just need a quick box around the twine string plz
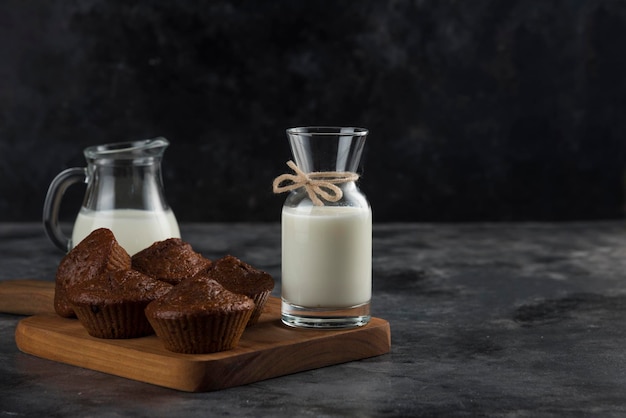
[272,160,359,206]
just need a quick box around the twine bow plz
[272,160,359,206]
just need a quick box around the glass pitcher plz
[43,137,181,255]
[273,127,372,329]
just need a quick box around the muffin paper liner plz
[148,309,253,354]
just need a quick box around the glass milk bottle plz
[43,137,181,255]
[273,127,372,328]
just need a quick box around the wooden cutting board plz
[4,280,391,392]
[0,279,56,315]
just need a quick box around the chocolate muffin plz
[205,255,274,326]
[68,269,173,339]
[145,275,254,354]
[131,238,212,285]
[55,228,131,318]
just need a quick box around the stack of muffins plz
[54,228,274,354]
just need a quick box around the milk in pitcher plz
[71,208,180,255]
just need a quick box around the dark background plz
[1,0,625,223]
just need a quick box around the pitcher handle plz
[43,167,87,252]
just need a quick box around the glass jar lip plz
[83,137,169,160]
[286,127,368,136]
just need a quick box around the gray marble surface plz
[1,222,626,417]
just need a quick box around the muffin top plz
[55,228,131,317]
[67,269,173,305]
[131,238,212,284]
[57,228,131,285]
[205,255,274,297]
[145,275,254,320]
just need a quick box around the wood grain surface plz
[11,284,391,392]
[0,279,55,315]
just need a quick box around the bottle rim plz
[286,127,368,137]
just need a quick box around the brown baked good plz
[145,275,254,354]
[67,269,173,339]
[205,255,274,326]
[55,228,131,318]
[131,238,212,285]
